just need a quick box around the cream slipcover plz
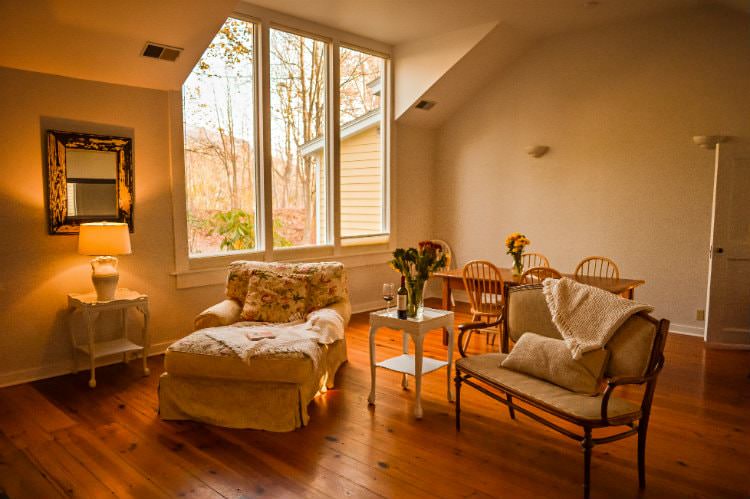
[159,262,351,431]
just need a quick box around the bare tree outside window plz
[183,18,258,255]
[182,19,390,255]
[270,29,327,247]
[338,47,386,238]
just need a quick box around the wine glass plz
[382,283,395,313]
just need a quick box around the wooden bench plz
[454,284,669,499]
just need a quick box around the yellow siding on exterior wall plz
[339,126,383,236]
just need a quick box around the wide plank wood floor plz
[1,302,749,498]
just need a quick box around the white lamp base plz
[92,274,119,301]
[90,256,119,301]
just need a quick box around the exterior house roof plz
[300,108,380,156]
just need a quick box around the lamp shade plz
[78,222,132,256]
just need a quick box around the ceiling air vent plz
[141,42,183,62]
[415,100,436,111]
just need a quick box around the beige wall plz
[0,66,436,385]
[432,7,750,334]
[0,67,217,385]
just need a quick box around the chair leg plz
[454,372,462,431]
[638,420,649,489]
[506,394,516,420]
[582,428,593,499]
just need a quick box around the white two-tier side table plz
[68,288,150,388]
[368,307,454,418]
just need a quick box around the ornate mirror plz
[46,130,134,234]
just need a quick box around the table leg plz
[122,309,129,364]
[401,331,409,389]
[414,333,425,419]
[368,325,377,405]
[628,288,635,300]
[85,310,98,388]
[442,279,451,345]
[139,303,151,376]
[68,308,78,374]
[446,326,454,402]
[441,279,450,310]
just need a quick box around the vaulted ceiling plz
[0,0,746,116]
[0,0,237,90]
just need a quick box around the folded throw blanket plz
[543,277,653,360]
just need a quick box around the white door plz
[705,141,750,347]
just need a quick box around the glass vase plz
[405,278,426,319]
[512,254,524,277]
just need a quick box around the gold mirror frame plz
[46,130,134,235]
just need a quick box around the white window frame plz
[169,4,394,288]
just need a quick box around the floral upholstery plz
[293,262,348,311]
[240,270,309,323]
[226,260,348,314]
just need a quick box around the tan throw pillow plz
[240,270,309,323]
[501,332,610,395]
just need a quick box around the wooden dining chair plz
[430,239,455,307]
[521,266,562,284]
[574,256,620,279]
[461,260,504,352]
[430,239,453,271]
[521,252,550,270]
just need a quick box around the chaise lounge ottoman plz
[159,261,350,431]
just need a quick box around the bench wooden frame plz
[454,285,669,499]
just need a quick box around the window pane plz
[183,18,257,256]
[270,29,328,248]
[339,47,386,238]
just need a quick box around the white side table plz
[368,307,454,418]
[68,288,150,388]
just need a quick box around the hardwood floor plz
[1,303,748,498]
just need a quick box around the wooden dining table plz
[432,267,645,345]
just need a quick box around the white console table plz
[68,288,150,388]
[368,307,454,418]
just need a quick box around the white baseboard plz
[668,323,704,337]
[705,342,750,350]
[0,340,174,388]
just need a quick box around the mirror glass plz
[65,150,118,218]
[46,130,133,235]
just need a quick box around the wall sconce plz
[692,135,728,150]
[526,145,549,158]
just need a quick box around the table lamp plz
[78,222,132,301]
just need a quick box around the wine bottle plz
[397,275,407,319]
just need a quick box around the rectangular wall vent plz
[141,42,183,62]
[415,100,436,111]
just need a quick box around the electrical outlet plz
[696,309,705,321]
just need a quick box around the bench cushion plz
[457,353,640,422]
[165,329,320,384]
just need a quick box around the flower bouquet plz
[389,241,447,318]
[505,232,530,276]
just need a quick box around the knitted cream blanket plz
[204,308,345,370]
[542,277,653,360]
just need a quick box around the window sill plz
[172,248,393,289]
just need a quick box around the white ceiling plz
[0,0,745,91]
[0,0,237,90]
[241,0,744,45]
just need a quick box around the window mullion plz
[331,41,341,252]
[259,22,274,259]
